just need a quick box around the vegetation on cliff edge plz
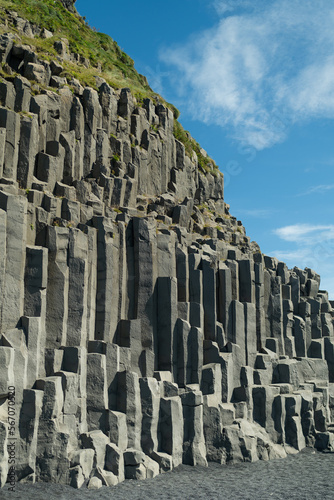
[0,0,221,177]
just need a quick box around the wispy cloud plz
[271,223,334,297]
[161,0,334,149]
[297,184,334,196]
[270,246,334,296]
[273,223,334,244]
[212,0,255,15]
[270,248,313,263]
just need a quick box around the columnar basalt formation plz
[0,7,334,491]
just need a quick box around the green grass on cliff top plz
[0,0,220,176]
[0,0,157,96]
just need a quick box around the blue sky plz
[76,0,334,297]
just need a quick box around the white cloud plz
[298,184,334,196]
[271,223,334,297]
[273,223,334,244]
[161,0,334,149]
[270,249,310,262]
[212,0,255,15]
[270,246,334,298]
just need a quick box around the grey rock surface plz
[60,0,77,13]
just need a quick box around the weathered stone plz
[86,353,108,430]
[160,397,184,467]
[87,476,102,489]
[81,430,109,470]
[69,465,85,488]
[17,113,38,188]
[82,87,102,176]
[36,148,64,191]
[117,371,142,450]
[0,33,14,64]
[0,107,20,180]
[0,80,15,109]
[140,377,160,455]
[157,277,178,377]
[24,245,48,318]
[45,227,69,348]
[24,63,49,85]
[14,75,31,112]
[133,217,157,355]
[105,443,124,481]
[202,256,217,341]
[107,410,128,450]
[0,193,27,332]
[0,421,8,487]
[252,386,280,441]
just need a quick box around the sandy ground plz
[1,448,334,500]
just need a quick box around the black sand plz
[1,449,334,500]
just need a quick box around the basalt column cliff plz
[0,0,333,490]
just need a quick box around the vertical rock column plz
[117,371,142,450]
[0,107,20,181]
[202,257,217,342]
[17,114,39,189]
[244,303,257,367]
[45,227,69,348]
[118,319,142,376]
[86,352,108,431]
[0,128,5,179]
[0,209,6,329]
[22,316,46,386]
[140,377,160,455]
[254,257,266,351]
[157,277,178,378]
[270,276,284,354]
[17,389,43,482]
[218,263,232,338]
[0,422,8,487]
[93,217,119,343]
[230,301,246,366]
[24,246,48,318]
[176,246,188,302]
[157,231,176,279]
[82,88,102,177]
[159,397,184,467]
[67,229,88,347]
[117,222,128,323]
[0,192,27,333]
[61,346,88,435]
[23,246,48,384]
[133,217,157,374]
[282,288,296,357]
[80,226,97,342]
[70,95,84,181]
[181,390,207,466]
[177,318,192,387]
[35,376,69,483]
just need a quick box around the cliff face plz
[0,3,333,491]
[60,0,76,13]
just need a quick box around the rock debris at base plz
[0,3,333,492]
[1,449,334,500]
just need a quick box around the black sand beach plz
[1,449,333,500]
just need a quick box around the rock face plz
[61,0,77,13]
[0,16,334,492]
